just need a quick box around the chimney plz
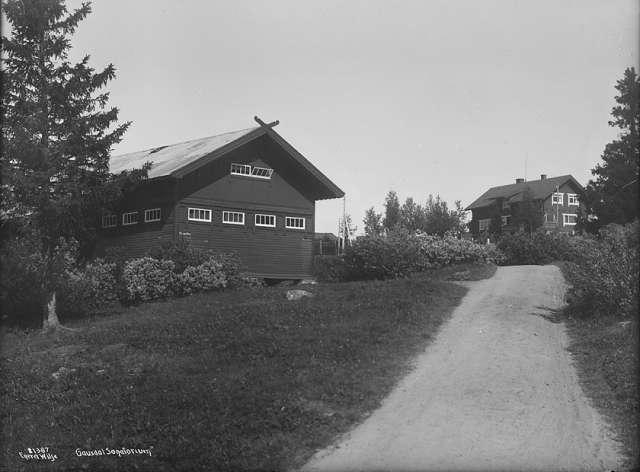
[515,178,525,184]
[540,174,547,180]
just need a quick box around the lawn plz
[0,263,496,472]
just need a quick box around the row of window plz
[230,163,274,179]
[102,206,307,230]
[552,192,579,206]
[102,208,161,228]
[187,207,306,230]
[479,213,578,231]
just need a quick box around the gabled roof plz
[108,118,344,200]
[109,127,260,179]
[465,175,583,210]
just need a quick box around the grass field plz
[0,263,496,472]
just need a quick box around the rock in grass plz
[51,366,76,380]
[286,289,314,301]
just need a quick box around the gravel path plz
[302,265,622,472]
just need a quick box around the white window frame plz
[230,163,252,176]
[102,214,117,228]
[254,213,276,228]
[122,211,139,226]
[285,216,306,230]
[144,208,161,223]
[188,207,212,222]
[251,166,274,179]
[478,218,491,232]
[563,213,578,226]
[567,193,579,206]
[222,211,245,225]
[552,192,564,205]
[501,215,511,226]
[230,162,274,179]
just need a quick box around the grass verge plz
[0,264,495,472]
[556,262,639,470]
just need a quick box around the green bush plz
[497,230,584,265]
[344,230,500,280]
[147,240,244,287]
[175,257,228,295]
[565,222,639,318]
[59,259,119,317]
[122,257,177,303]
[147,240,216,273]
[313,255,349,282]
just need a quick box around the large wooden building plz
[466,174,585,237]
[99,117,344,279]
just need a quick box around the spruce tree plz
[1,0,147,329]
[582,67,639,230]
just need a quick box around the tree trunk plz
[42,290,61,331]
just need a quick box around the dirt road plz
[302,265,622,472]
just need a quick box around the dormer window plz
[230,163,273,179]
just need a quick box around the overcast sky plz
[11,1,640,233]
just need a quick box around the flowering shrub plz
[497,230,585,265]
[122,257,177,303]
[564,222,639,318]
[59,259,119,317]
[175,257,228,295]
[344,230,501,280]
[147,240,212,273]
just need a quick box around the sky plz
[6,1,639,233]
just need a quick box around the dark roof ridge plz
[465,174,582,210]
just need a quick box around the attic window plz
[230,163,252,176]
[251,166,273,179]
[230,163,273,179]
[567,194,579,206]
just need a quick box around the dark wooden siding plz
[95,209,176,258]
[174,140,317,278]
[175,202,314,278]
[95,179,178,258]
